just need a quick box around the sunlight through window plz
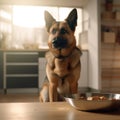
[0,5,83,49]
[13,6,45,28]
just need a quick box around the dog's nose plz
[52,37,67,49]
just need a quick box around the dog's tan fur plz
[39,8,82,102]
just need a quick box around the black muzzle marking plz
[52,37,68,49]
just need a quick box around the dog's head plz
[44,8,77,58]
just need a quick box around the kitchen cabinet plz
[79,50,88,88]
[3,51,39,93]
[0,51,3,89]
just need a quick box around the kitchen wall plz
[84,0,101,90]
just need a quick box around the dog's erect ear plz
[44,11,56,32]
[65,8,77,31]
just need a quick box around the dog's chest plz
[54,58,70,77]
[57,80,70,95]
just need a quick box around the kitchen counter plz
[0,45,88,52]
[0,102,119,120]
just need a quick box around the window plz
[0,5,83,50]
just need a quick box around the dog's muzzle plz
[52,37,68,49]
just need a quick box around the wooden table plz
[0,102,120,120]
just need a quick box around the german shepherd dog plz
[39,8,82,102]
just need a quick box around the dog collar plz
[54,47,82,59]
[55,55,70,59]
[54,48,72,59]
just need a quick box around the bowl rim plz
[64,92,120,101]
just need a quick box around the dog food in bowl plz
[64,92,120,111]
[79,96,107,101]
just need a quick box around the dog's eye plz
[60,28,68,34]
[51,29,57,34]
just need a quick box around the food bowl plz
[64,92,120,111]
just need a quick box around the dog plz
[39,8,82,102]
